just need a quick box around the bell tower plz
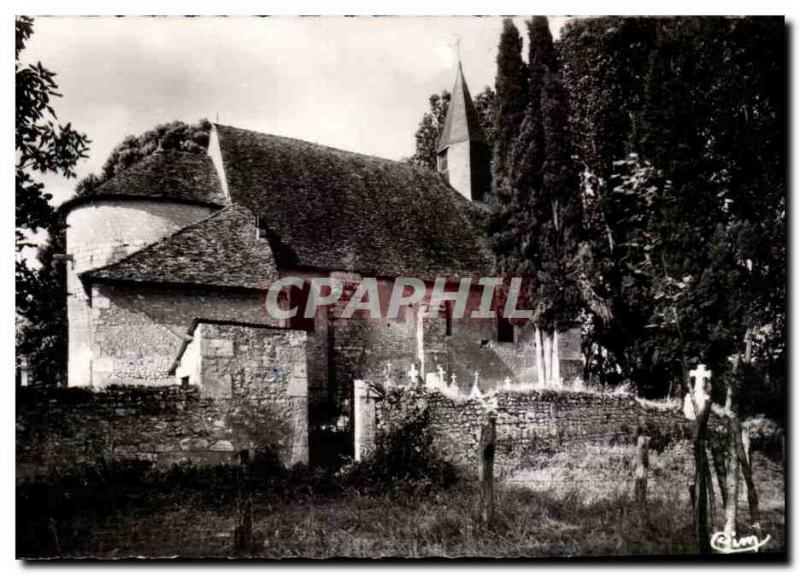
[436,60,491,202]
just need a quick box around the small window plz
[444,301,453,336]
[255,216,269,240]
[289,283,315,332]
[497,315,515,343]
[180,376,190,387]
[437,151,448,173]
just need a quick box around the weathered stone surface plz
[179,437,210,451]
[15,385,308,477]
[370,386,695,478]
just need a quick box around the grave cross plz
[684,363,712,421]
[407,363,419,383]
[437,364,446,386]
[689,363,712,389]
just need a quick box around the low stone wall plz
[368,386,694,477]
[16,385,303,479]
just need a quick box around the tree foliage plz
[488,17,583,332]
[16,16,89,385]
[487,19,531,285]
[15,16,89,248]
[560,17,785,406]
[76,119,211,196]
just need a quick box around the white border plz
[3,2,796,573]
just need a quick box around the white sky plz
[22,16,568,206]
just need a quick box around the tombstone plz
[425,371,441,390]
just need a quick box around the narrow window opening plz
[437,151,448,173]
[255,216,269,240]
[497,315,515,343]
[440,301,453,336]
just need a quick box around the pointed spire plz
[437,60,487,153]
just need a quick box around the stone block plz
[210,440,235,452]
[202,338,234,358]
[179,437,210,451]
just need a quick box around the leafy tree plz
[408,87,495,170]
[16,16,89,386]
[17,219,68,387]
[559,17,660,389]
[409,91,451,170]
[560,16,785,406]
[632,17,785,405]
[15,16,89,250]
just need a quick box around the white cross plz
[689,364,712,390]
[450,373,458,387]
[437,365,446,385]
[407,363,419,382]
[685,363,713,420]
[503,376,512,389]
[470,370,481,397]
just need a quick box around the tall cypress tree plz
[508,16,581,328]
[538,67,583,329]
[487,18,530,280]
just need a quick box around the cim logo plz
[710,531,771,554]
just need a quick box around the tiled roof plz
[83,204,278,290]
[214,124,494,279]
[437,62,488,153]
[65,150,226,209]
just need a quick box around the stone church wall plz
[87,284,275,387]
[66,200,216,387]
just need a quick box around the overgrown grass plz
[17,440,785,559]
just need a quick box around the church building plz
[61,61,582,463]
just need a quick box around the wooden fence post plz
[688,363,713,554]
[634,434,650,509]
[479,413,497,527]
[737,427,762,538]
[233,449,255,554]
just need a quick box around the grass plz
[17,440,785,559]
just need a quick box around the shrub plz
[339,389,460,494]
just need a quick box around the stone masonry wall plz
[16,385,307,480]
[371,386,692,477]
[89,284,275,387]
[66,200,215,387]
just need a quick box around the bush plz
[338,390,460,495]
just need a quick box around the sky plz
[22,16,568,207]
